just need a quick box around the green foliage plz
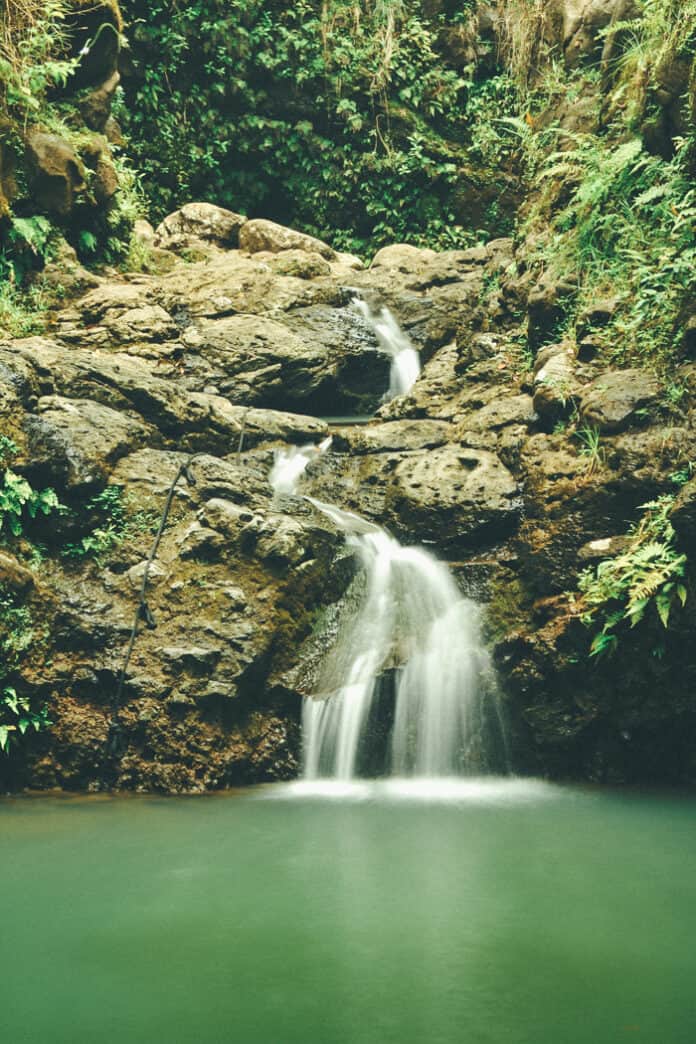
[0,686,51,753]
[574,425,604,474]
[0,0,77,117]
[671,461,696,487]
[118,0,514,252]
[576,496,688,656]
[511,0,696,372]
[62,485,159,562]
[0,588,50,755]
[0,438,61,538]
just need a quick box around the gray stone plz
[580,369,661,432]
[389,446,520,546]
[24,395,152,488]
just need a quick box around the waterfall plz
[269,436,332,496]
[268,331,502,782]
[352,298,421,399]
[302,501,499,781]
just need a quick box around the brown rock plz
[239,218,336,260]
[580,369,661,433]
[25,131,86,219]
[155,203,247,251]
[79,70,121,131]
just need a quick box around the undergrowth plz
[118,0,516,253]
[575,496,688,657]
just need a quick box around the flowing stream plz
[352,297,421,399]
[270,307,500,780]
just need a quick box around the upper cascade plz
[352,298,421,399]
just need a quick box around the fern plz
[575,496,688,656]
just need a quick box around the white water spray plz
[302,502,497,781]
[269,436,332,496]
[352,298,421,399]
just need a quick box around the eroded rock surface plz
[1,215,695,792]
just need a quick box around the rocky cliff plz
[0,200,694,790]
[0,0,695,790]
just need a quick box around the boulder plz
[79,70,121,132]
[533,343,580,425]
[239,218,336,260]
[65,0,123,88]
[154,203,247,251]
[389,446,520,546]
[24,131,86,219]
[0,552,36,594]
[23,395,152,488]
[187,307,390,414]
[580,369,661,433]
[265,250,331,279]
[370,244,438,271]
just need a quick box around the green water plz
[2,778,695,1044]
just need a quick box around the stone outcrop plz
[154,203,247,252]
[1,212,695,793]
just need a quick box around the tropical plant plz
[0,437,61,537]
[117,0,515,252]
[575,496,688,656]
[574,425,604,474]
[0,685,51,753]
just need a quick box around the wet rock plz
[334,419,453,455]
[239,218,336,260]
[580,369,661,432]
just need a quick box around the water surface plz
[2,779,695,1043]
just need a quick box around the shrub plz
[0,437,61,537]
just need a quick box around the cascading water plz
[269,436,332,496]
[352,298,421,399]
[267,305,502,782]
[301,502,497,780]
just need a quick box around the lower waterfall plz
[301,500,503,781]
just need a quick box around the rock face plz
[580,370,661,432]
[24,131,87,219]
[1,213,695,793]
